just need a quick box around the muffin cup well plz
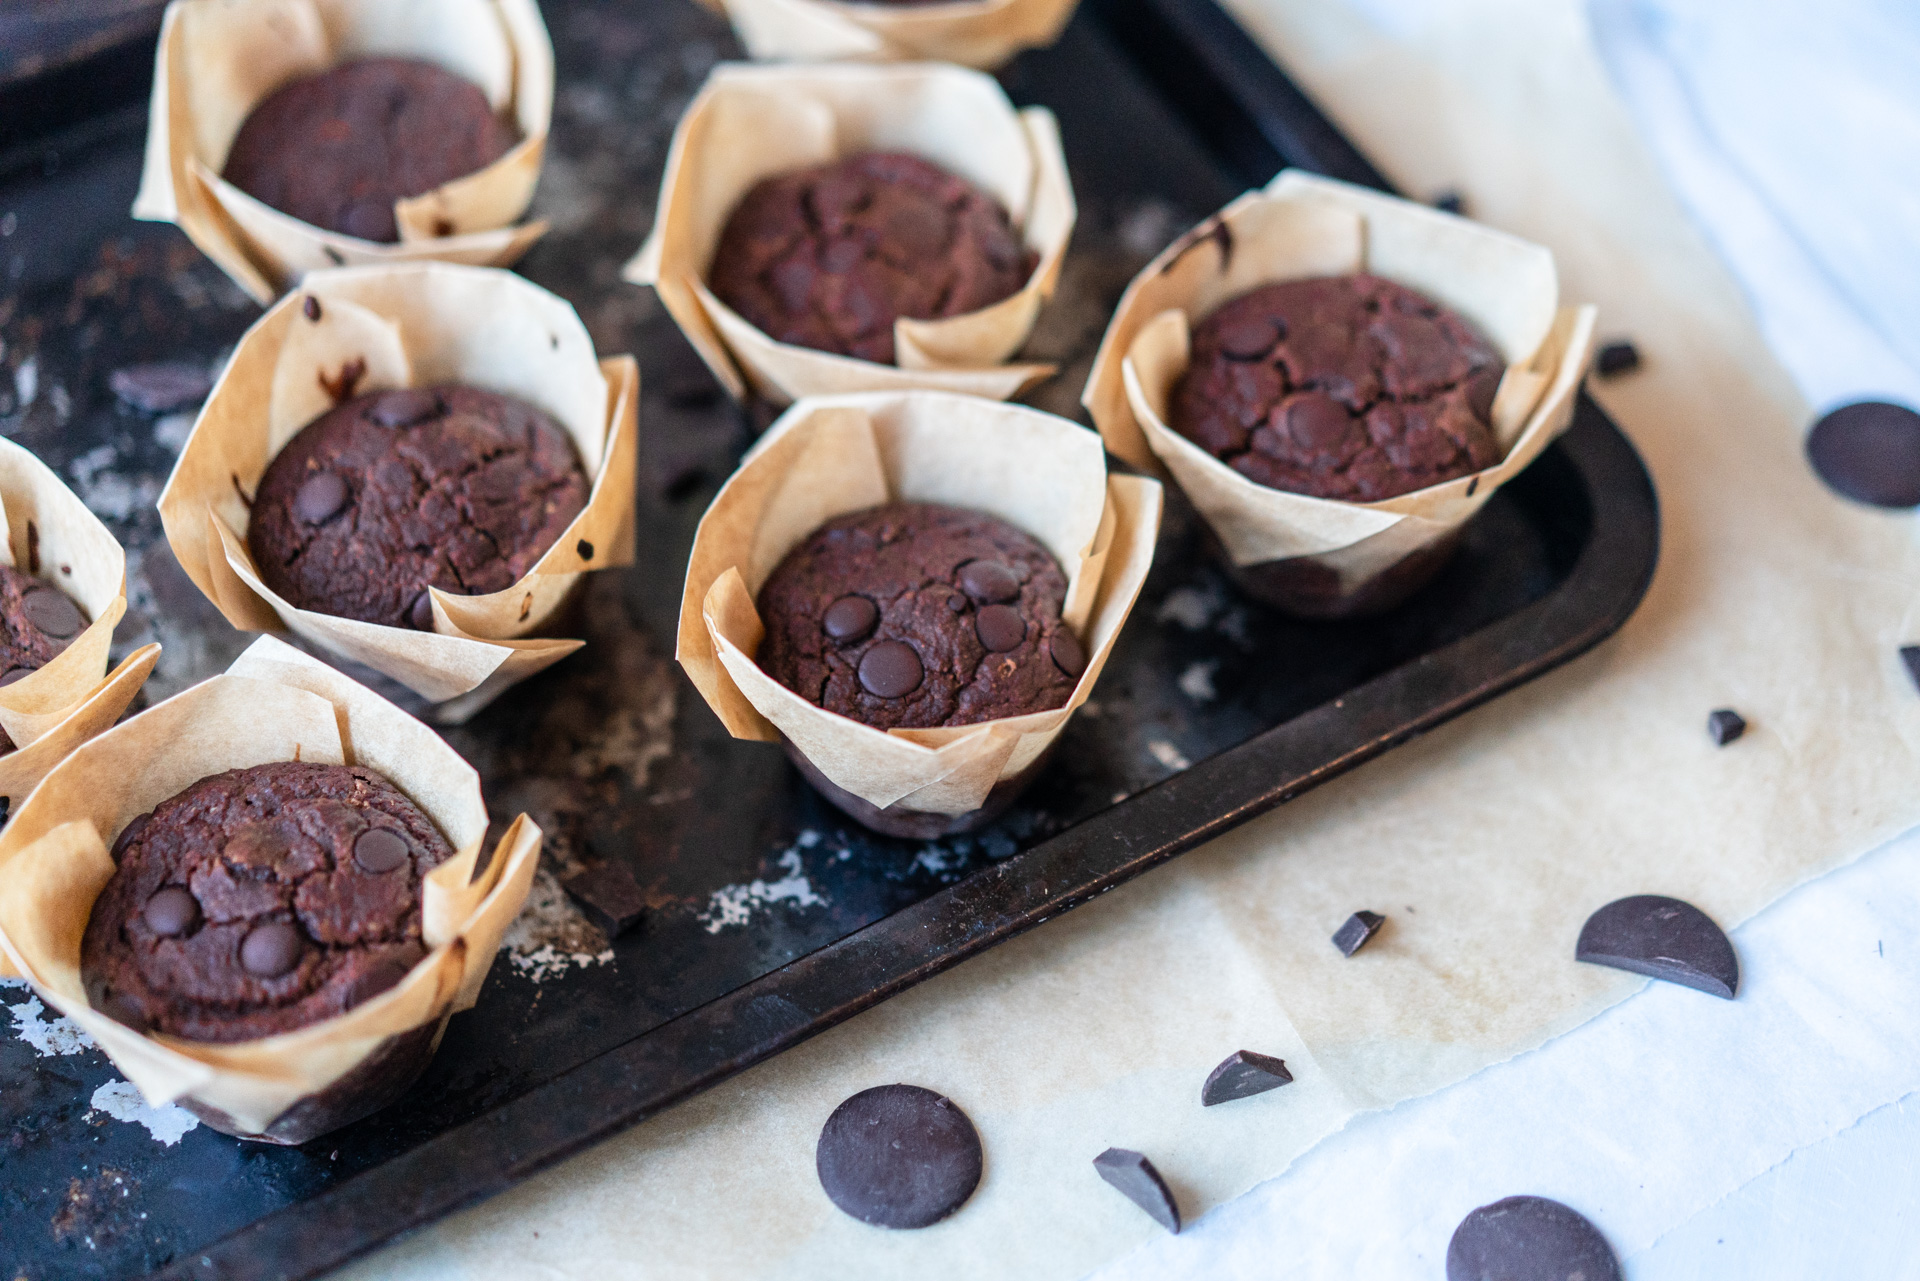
[677,392,1160,828]
[688,0,1079,71]
[0,637,542,1144]
[156,263,639,723]
[1083,170,1598,618]
[132,0,554,304]
[624,62,1076,408]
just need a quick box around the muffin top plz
[222,56,517,243]
[81,762,455,1044]
[755,502,1086,732]
[1171,274,1506,502]
[247,385,589,630]
[0,562,89,752]
[708,152,1034,365]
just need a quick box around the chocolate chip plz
[1447,1196,1621,1281]
[1806,401,1920,507]
[577,539,594,561]
[0,667,31,686]
[409,591,436,631]
[959,560,1020,604]
[110,362,213,414]
[1466,363,1504,424]
[561,861,648,939]
[1092,1148,1181,1233]
[816,1085,982,1229]
[21,585,82,639]
[352,827,411,874]
[111,813,150,862]
[1707,708,1746,746]
[1432,190,1467,216]
[823,595,878,644]
[1576,895,1738,998]
[1593,340,1641,377]
[345,957,414,1010]
[1218,317,1279,361]
[293,471,349,524]
[240,921,305,978]
[303,296,322,322]
[1902,645,1920,692]
[1048,629,1087,679]
[142,887,200,937]
[975,604,1026,652]
[1332,910,1386,956]
[98,989,149,1034]
[367,388,441,428]
[1201,1050,1293,1106]
[858,640,922,698]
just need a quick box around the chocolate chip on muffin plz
[81,762,455,1043]
[246,385,589,630]
[755,502,1081,732]
[0,563,88,752]
[708,153,1035,365]
[1172,274,1506,502]
[222,57,517,243]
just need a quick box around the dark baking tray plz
[0,0,1657,1276]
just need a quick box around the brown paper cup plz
[132,0,555,304]
[689,0,1078,70]
[624,62,1076,408]
[1083,170,1598,618]
[0,636,543,1143]
[677,392,1161,835]
[156,262,640,722]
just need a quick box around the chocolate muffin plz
[222,57,517,243]
[756,502,1085,732]
[708,153,1035,365]
[0,564,89,752]
[1172,274,1506,502]
[247,385,589,630]
[81,762,455,1044]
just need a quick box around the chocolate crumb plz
[1706,708,1746,746]
[1332,910,1385,956]
[1594,341,1641,377]
[1432,190,1467,215]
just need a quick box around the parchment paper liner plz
[688,0,1078,71]
[0,636,542,1142]
[132,0,555,305]
[1083,169,1598,611]
[678,391,1161,821]
[624,62,1076,408]
[157,262,639,723]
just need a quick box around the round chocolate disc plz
[21,586,83,639]
[0,666,32,687]
[958,560,1020,604]
[975,604,1026,653]
[1446,1195,1622,1281]
[858,640,923,698]
[353,827,411,874]
[823,595,879,644]
[816,1084,983,1229]
[1048,629,1086,679]
[369,388,441,428]
[1805,400,1920,507]
[1218,316,1280,361]
[409,591,436,631]
[142,887,200,938]
[240,921,305,978]
[111,813,151,863]
[292,471,349,524]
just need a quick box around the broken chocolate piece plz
[560,861,648,939]
[1447,1195,1622,1281]
[1575,894,1739,999]
[1806,400,1920,507]
[1594,341,1641,378]
[1093,1148,1180,1233]
[1332,910,1386,957]
[817,1085,982,1229]
[1432,190,1466,216]
[1706,708,1746,746]
[1201,1050,1293,1106]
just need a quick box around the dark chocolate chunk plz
[975,604,1026,652]
[1048,628,1086,680]
[110,362,213,414]
[0,667,29,687]
[409,591,436,631]
[1576,894,1738,998]
[111,813,150,862]
[1332,910,1386,957]
[823,595,879,644]
[1902,645,1920,692]
[577,539,594,561]
[560,861,648,939]
[240,921,305,978]
[22,585,82,639]
[352,827,411,874]
[1447,1195,1621,1281]
[816,1084,982,1229]
[303,295,322,322]
[1201,1050,1293,1106]
[1218,316,1280,361]
[293,471,350,524]
[1706,708,1747,746]
[367,388,442,428]
[1806,400,1920,507]
[1092,1148,1181,1233]
[142,887,200,937]
[858,640,923,698]
[1593,340,1641,378]
[959,559,1020,604]
[1432,190,1467,216]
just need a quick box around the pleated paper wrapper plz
[689,0,1078,70]
[0,637,542,1143]
[677,391,1160,826]
[625,62,1076,408]
[131,0,555,304]
[156,262,639,723]
[1083,169,1598,614]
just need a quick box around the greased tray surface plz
[0,1,1657,1276]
